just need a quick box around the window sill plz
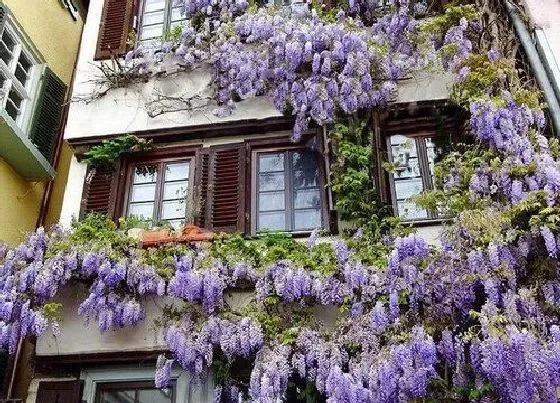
[401,217,453,227]
[0,110,54,179]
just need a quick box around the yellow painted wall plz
[0,1,83,245]
[4,0,84,84]
[0,158,46,245]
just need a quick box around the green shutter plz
[29,67,67,163]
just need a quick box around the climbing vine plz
[81,134,151,168]
[2,1,560,402]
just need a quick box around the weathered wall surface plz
[65,0,453,142]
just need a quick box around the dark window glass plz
[256,149,323,232]
[96,381,173,403]
[0,31,15,65]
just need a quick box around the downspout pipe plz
[506,1,560,136]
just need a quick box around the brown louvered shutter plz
[36,380,83,403]
[80,165,120,218]
[95,0,134,60]
[29,67,67,163]
[197,144,246,233]
[194,148,211,229]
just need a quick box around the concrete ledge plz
[0,110,54,180]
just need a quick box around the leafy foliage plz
[82,134,151,168]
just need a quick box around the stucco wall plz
[0,1,83,245]
[4,0,84,84]
[65,0,452,141]
[0,158,45,245]
[36,286,168,356]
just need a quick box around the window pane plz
[142,10,165,26]
[138,388,173,403]
[259,191,285,211]
[394,178,424,200]
[292,150,319,188]
[129,202,155,220]
[259,153,284,172]
[144,0,166,12]
[294,209,321,230]
[163,181,188,200]
[15,53,31,86]
[131,183,156,202]
[258,211,286,231]
[293,170,318,188]
[99,390,136,403]
[5,90,23,121]
[0,31,15,65]
[396,201,428,220]
[390,134,418,157]
[161,200,186,220]
[165,162,189,181]
[391,135,421,179]
[15,65,28,86]
[140,23,164,40]
[294,189,321,209]
[425,137,450,177]
[134,166,157,184]
[259,172,284,191]
[171,7,187,21]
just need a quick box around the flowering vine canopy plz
[2,0,560,402]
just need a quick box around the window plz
[387,134,450,220]
[124,159,193,229]
[95,381,174,403]
[138,0,187,42]
[0,20,39,128]
[253,148,325,233]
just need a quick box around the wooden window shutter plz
[95,0,134,60]
[36,380,83,403]
[29,67,67,164]
[80,164,120,218]
[197,144,247,233]
[194,148,211,229]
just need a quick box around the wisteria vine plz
[2,0,560,402]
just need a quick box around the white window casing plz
[0,14,42,133]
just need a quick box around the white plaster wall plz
[58,155,87,228]
[64,0,282,141]
[415,224,443,245]
[36,285,168,356]
[65,0,452,141]
[36,284,339,356]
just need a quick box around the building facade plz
[24,0,462,402]
[0,0,85,246]
[0,0,86,400]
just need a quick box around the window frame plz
[385,130,452,223]
[80,366,211,403]
[95,379,175,403]
[248,137,329,235]
[119,148,198,228]
[136,0,187,44]
[0,15,41,132]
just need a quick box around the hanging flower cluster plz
[3,1,560,402]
